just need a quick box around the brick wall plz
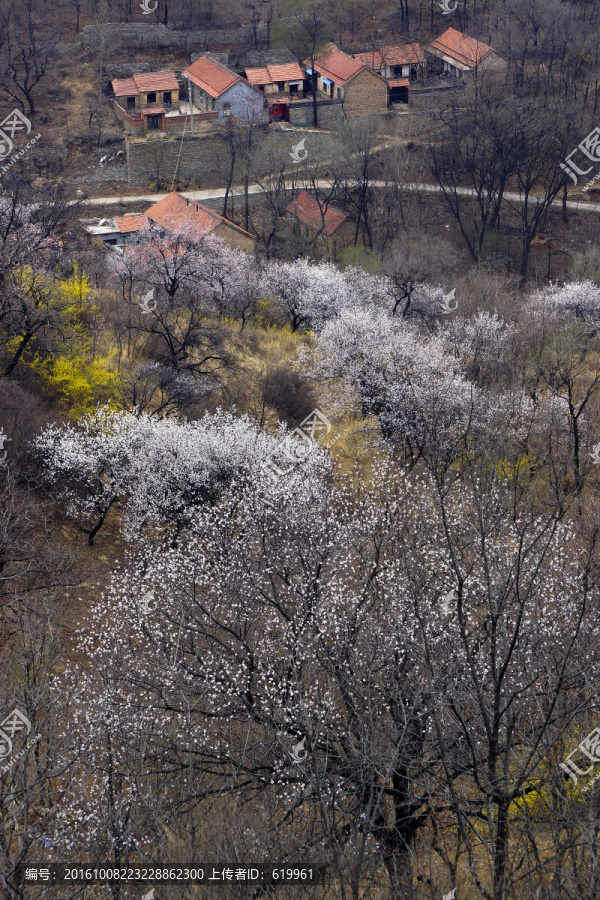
[113,100,143,135]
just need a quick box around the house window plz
[289,82,299,97]
[337,87,341,99]
[126,96,136,109]
[211,98,216,111]
[163,91,172,108]
[147,92,157,103]
[277,81,285,91]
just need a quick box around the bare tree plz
[288,4,330,129]
[0,0,56,116]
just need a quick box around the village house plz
[181,54,266,124]
[243,62,306,122]
[112,71,183,135]
[286,190,356,260]
[354,43,426,81]
[306,44,388,115]
[86,193,255,253]
[425,27,506,78]
[353,43,426,104]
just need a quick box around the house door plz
[148,115,160,130]
[391,86,408,104]
[270,104,289,122]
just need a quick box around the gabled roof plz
[112,71,179,97]
[245,67,271,86]
[114,214,149,234]
[354,43,425,70]
[182,55,241,98]
[245,62,305,86]
[383,43,426,66]
[310,44,364,86]
[286,190,349,237]
[429,28,494,69]
[145,193,254,240]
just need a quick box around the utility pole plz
[183,73,194,136]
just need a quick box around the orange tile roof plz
[112,76,138,97]
[112,71,179,97]
[145,193,254,240]
[245,62,305,86]
[312,45,364,85]
[353,50,384,70]
[182,55,240,98]
[388,79,409,87]
[382,43,425,66]
[430,28,494,69]
[266,62,305,82]
[354,43,425,71]
[114,214,149,234]
[245,66,271,86]
[286,190,348,236]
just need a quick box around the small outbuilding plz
[286,190,356,259]
[426,28,506,78]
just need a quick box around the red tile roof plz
[354,43,425,70]
[145,192,254,240]
[114,214,149,234]
[286,190,349,236]
[430,28,494,69]
[245,66,271,86]
[112,71,179,97]
[388,79,410,87]
[267,62,305,82]
[312,44,364,85]
[182,55,240,98]
[383,43,425,66]
[112,76,138,97]
[245,62,305,85]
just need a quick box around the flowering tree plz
[110,229,234,380]
[54,448,600,900]
[264,260,387,333]
[0,186,75,378]
[531,280,600,325]
[437,311,513,386]
[312,307,518,471]
[34,407,330,545]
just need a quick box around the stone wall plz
[125,133,216,186]
[80,22,268,53]
[288,99,345,128]
[344,68,388,115]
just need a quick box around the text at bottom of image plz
[17,865,326,885]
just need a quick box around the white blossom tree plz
[34,407,331,545]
